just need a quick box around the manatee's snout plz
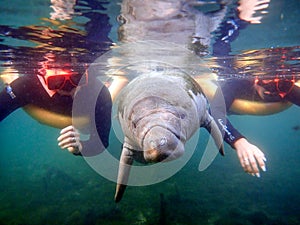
[143,126,184,163]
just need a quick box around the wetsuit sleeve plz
[213,113,245,149]
[0,76,33,121]
[0,87,20,121]
[220,118,245,149]
[210,86,245,149]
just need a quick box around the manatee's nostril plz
[149,137,167,149]
[144,149,168,162]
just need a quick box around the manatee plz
[114,71,224,202]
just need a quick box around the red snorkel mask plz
[254,75,295,99]
[37,53,88,91]
[44,69,88,90]
[38,66,88,91]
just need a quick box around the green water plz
[1,0,300,224]
[1,108,299,224]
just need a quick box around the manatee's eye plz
[159,137,167,146]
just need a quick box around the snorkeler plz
[215,56,300,177]
[193,0,273,177]
[0,53,112,156]
[220,73,300,110]
[0,0,114,156]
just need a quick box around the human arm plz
[57,84,112,156]
[0,84,20,121]
[0,76,35,121]
[210,0,269,175]
[210,87,267,177]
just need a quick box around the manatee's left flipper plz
[114,140,134,203]
[199,112,225,171]
[204,111,225,156]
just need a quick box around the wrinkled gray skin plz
[115,73,224,202]
[118,0,230,54]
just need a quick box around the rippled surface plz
[0,0,300,225]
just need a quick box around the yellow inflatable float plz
[1,67,298,129]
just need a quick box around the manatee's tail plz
[114,144,134,203]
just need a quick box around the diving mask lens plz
[69,73,85,86]
[47,75,66,90]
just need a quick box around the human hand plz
[57,125,82,155]
[234,138,267,177]
[238,0,270,24]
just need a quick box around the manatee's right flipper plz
[114,141,134,203]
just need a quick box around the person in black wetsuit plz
[212,0,300,177]
[0,0,113,156]
[209,0,273,177]
[221,75,300,109]
[0,55,112,156]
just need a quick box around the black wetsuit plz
[0,74,112,156]
[209,86,245,149]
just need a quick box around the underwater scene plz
[0,0,300,224]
